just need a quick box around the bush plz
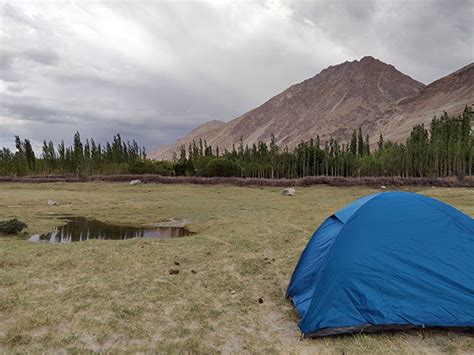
[0,218,28,235]
[129,160,174,175]
[206,158,238,177]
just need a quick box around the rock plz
[129,179,142,185]
[169,269,179,275]
[282,188,295,196]
[174,261,180,266]
[191,269,197,274]
[380,185,387,189]
[258,297,264,304]
[47,199,59,206]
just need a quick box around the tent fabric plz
[287,192,474,337]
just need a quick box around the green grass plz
[0,182,473,353]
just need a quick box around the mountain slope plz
[151,56,427,159]
[153,120,226,159]
[374,63,474,142]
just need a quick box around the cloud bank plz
[1,0,472,152]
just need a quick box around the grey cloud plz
[0,49,16,70]
[1,0,473,151]
[6,84,26,93]
[23,48,60,66]
[291,0,473,83]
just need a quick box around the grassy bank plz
[0,183,473,353]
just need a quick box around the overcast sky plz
[1,0,473,152]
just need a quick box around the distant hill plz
[153,120,226,160]
[151,57,473,160]
[373,63,474,142]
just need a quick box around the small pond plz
[30,217,192,244]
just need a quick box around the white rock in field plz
[47,199,59,206]
[282,188,296,196]
[380,185,387,189]
[129,179,142,185]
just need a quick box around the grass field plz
[0,183,473,353]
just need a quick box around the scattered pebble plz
[174,261,180,266]
[47,199,59,206]
[191,270,197,274]
[258,298,264,304]
[169,269,179,275]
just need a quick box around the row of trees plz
[0,132,166,176]
[0,106,472,178]
[173,106,473,178]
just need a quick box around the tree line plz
[0,132,169,176]
[173,106,473,178]
[0,106,472,178]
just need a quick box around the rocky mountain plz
[154,120,226,160]
[373,63,474,142]
[151,57,472,160]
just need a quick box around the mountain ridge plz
[151,57,472,160]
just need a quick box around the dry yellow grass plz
[0,182,473,353]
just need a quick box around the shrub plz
[129,160,174,175]
[0,218,28,235]
[206,158,238,177]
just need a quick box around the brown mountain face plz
[151,57,470,160]
[373,63,474,142]
[153,120,226,160]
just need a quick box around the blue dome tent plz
[287,192,474,337]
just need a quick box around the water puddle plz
[30,217,193,244]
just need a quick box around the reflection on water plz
[30,217,192,243]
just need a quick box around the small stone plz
[230,290,236,295]
[380,185,387,189]
[191,270,197,274]
[174,261,180,266]
[169,269,179,275]
[282,188,295,196]
[258,298,264,304]
[129,179,142,185]
[47,199,59,206]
